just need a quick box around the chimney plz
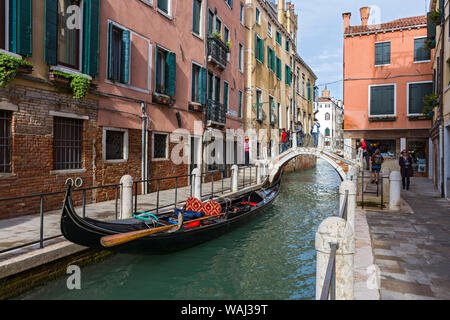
[342,12,351,30]
[322,87,330,99]
[360,7,371,26]
[278,0,285,24]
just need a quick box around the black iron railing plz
[206,99,227,125]
[207,35,230,69]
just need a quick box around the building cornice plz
[344,24,426,38]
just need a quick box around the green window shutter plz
[260,39,264,63]
[166,51,176,97]
[44,0,58,65]
[267,46,270,68]
[82,0,100,77]
[107,23,113,80]
[120,30,130,83]
[199,67,207,105]
[375,42,390,65]
[223,82,228,111]
[9,0,32,56]
[414,38,430,62]
[409,83,432,114]
[271,51,275,72]
[238,90,242,117]
[307,83,311,101]
[370,85,395,115]
[255,33,258,59]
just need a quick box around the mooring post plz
[315,217,355,300]
[120,175,134,219]
[231,165,239,192]
[381,167,391,207]
[389,171,402,211]
[339,180,356,230]
[192,168,202,199]
[256,162,262,184]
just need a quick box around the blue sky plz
[292,0,431,101]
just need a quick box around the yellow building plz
[294,54,317,135]
[244,0,303,156]
[429,0,449,198]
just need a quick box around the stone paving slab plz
[365,177,450,300]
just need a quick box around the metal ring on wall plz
[65,178,74,187]
[74,177,83,188]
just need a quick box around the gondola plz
[60,172,283,254]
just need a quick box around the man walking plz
[281,129,288,153]
[360,138,370,170]
[311,119,320,147]
[296,122,304,147]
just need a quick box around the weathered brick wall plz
[283,154,318,173]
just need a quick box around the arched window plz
[325,113,330,121]
[325,128,330,136]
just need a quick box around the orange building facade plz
[343,8,433,176]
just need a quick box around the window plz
[58,0,81,69]
[153,133,168,160]
[285,65,291,86]
[255,7,260,24]
[325,128,330,136]
[0,110,12,173]
[268,22,272,37]
[285,39,290,52]
[302,74,305,96]
[192,0,202,36]
[53,117,83,170]
[191,63,206,104]
[414,38,430,62]
[408,82,433,115]
[256,89,262,121]
[208,74,221,102]
[225,0,233,9]
[369,84,395,116]
[269,96,275,124]
[276,57,281,80]
[105,129,127,161]
[255,33,264,63]
[155,46,176,96]
[240,2,244,24]
[224,26,230,60]
[215,17,222,34]
[238,43,243,72]
[375,41,390,66]
[0,0,6,50]
[238,90,242,118]
[223,81,229,112]
[325,113,330,121]
[267,46,275,72]
[208,9,214,35]
[108,23,131,84]
[157,0,170,16]
[276,31,282,45]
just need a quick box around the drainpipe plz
[439,8,445,198]
[141,102,149,195]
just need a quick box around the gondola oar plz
[100,214,225,248]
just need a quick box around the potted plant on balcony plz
[226,41,232,48]
[48,71,91,99]
[428,9,442,25]
[212,31,223,40]
[424,38,436,50]
[0,53,33,88]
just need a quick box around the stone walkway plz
[365,177,450,300]
[0,168,257,260]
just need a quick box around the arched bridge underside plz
[267,148,358,184]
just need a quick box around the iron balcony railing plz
[206,99,227,125]
[207,35,230,69]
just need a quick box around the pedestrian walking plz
[311,119,320,147]
[399,149,414,190]
[296,122,304,147]
[371,149,384,184]
[360,138,370,170]
[288,129,293,148]
[244,136,250,166]
[281,129,288,153]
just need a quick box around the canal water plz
[19,159,341,300]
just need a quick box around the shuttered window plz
[255,7,260,24]
[285,39,290,52]
[375,42,390,66]
[238,90,242,118]
[0,0,5,49]
[191,63,206,104]
[155,46,176,97]
[276,57,281,80]
[370,85,395,116]
[45,0,99,76]
[192,0,201,36]
[157,0,169,15]
[276,31,281,45]
[267,46,275,72]
[255,33,263,63]
[8,0,32,56]
[414,38,430,62]
[223,82,229,112]
[239,43,243,71]
[53,117,83,170]
[307,82,311,101]
[285,65,291,86]
[408,82,432,115]
[108,23,130,84]
[0,110,12,173]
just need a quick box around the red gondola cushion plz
[202,201,222,216]
[186,221,201,228]
[185,197,203,212]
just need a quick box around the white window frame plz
[192,0,203,39]
[238,42,244,73]
[152,132,169,161]
[157,0,172,19]
[224,25,230,61]
[368,83,397,117]
[255,87,263,121]
[102,127,129,163]
[374,40,391,67]
[240,2,244,25]
[225,0,233,9]
[191,60,203,104]
[223,80,229,111]
[407,81,433,116]
[140,0,153,7]
[0,0,10,53]
[255,6,260,25]
[255,33,263,63]
[154,43,173,96]
[413,36,431,63]
[214,16,222,35]
[268,22,272,38]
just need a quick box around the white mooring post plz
[192,168,202,199]
[256,162,262,184]
[382,167,391,205]
[315,217,355,300]
[339,180,356,231]
[231,165,239,192]
[120,175,134,220]
[389,171,402,211]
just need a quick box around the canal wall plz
[282,155,317,173]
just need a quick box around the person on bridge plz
[296,122,304,147]
[311,119,320,147]
[360,138,370,170]
[281,129,288,152]
[371,149,384,184]
[399,149,414,190]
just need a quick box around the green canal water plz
[20,160,340,300]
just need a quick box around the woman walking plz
[399,150,414,190]
[371,149,384,184]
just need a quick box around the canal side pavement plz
[362,177,450,300]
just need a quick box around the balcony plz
[207,35,230,70]
[206,99,227,126]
